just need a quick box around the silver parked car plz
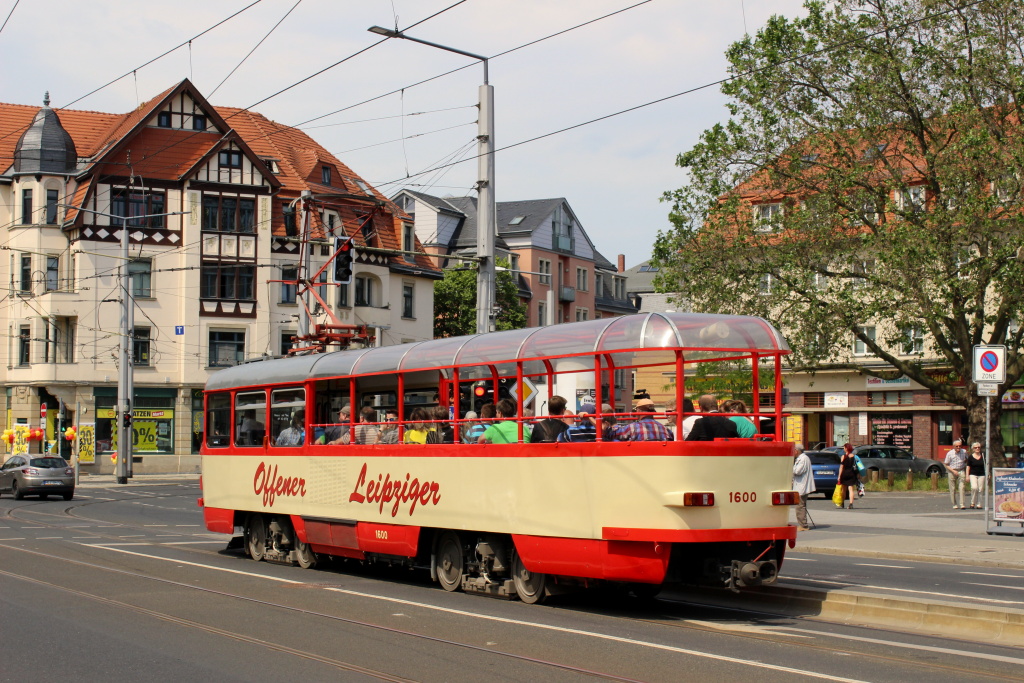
[852,445,946,479]
[0,455,75,500]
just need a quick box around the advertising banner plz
[78,423,96,464]
[993,468,1024,521]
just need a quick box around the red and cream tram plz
[200,312,798,602]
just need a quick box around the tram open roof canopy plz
[206,312,789,391]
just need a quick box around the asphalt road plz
[1,479,1021,682]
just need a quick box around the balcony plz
[559,286,576,303]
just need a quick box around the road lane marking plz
[684,620,813,637]
[854,564,913,569]
[965,582,1024,592]
[0,538,26,541]
[144,525,168,527]
[83,544,869,682]
[782,557,814,562]
[961,571,1024,579]
[37,537,64,539]
[784,578,1024,605]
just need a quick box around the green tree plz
[433,258,527,338]
[654,0,1024,463]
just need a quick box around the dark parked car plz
[806,451,842,497]
[0,455,75,500]
[853,445,945,479]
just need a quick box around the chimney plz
[617,254,625,273]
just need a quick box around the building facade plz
[1,81,440,472]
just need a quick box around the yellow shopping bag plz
[832,484,844,507]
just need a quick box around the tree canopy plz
[653,0,1024,459]
[433,259,528,338]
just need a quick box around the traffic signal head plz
[473,382,488,399]
[335,237,354,284]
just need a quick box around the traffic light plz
[334,237,354,284]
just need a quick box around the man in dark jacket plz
[530,395,571,443]
[685,395,739,441]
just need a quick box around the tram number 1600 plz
[729,491,757,503]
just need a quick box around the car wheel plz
[12,480,24,500]
[63,491,74,501]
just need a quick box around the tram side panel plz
[201,439,795,584]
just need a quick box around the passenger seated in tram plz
[479,398,531,444]
[600,403,617,441]
[236,410,265,446]
[275,410,305,446]
[557,403,598,442]
[721,399,757,438]
[320,406,351,445]
[403,407,434,444]
[610,398,674,441]
[460,410,479,443]
[685,395,739,441]
[464,403,494,443]
[530,395,571,443]
[427,405,454,444]
[377,408,400,444]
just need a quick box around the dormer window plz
[322,166,332,186]
[354,178,374,196]
[863,143,887,160]
[261,158,280,174]
[219,150,243,169]
[157,112,171,128]
[193,115,207,131]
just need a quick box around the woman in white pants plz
[966,442,986,509]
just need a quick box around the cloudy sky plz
[1,0,807,268]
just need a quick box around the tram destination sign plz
[973,345,1006,384]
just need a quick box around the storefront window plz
[94,390,177,456]
[832,415,850,446]
[870,413,913,449]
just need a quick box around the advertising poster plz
[993,468,1024,521]
[12,424,29,456]
[78,423,96,465]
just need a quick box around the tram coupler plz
[724,559,778,593]
[461,576,516,599]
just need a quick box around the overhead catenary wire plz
[208,0,303,98]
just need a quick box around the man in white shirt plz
[944,438,968,509]
[792,443,814,531]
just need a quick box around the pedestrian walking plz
[792,443,813,530]
[838,443,859,510]
[945,439,968,509]
[966,442,986,509]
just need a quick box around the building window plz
[280,266,297,304]
[201,264,255,301]
[868,391,915,406]
[759,273,775,294]
[538,259,552,285]
[46,189,59,224]
[157,112,171,128]
[45,256,60,291]
[902,327,924,355]
[262,158,280,174]
[280,332,295,356]
[218,150,243,169]
[552,205,574,252]
[209,330,245,367]
[21,189,32,224]
[575,308,589,322]
[18,325,31,365]
[337,281,349,308]
[326,213,336,234]
[361,219,374,245]
[193,114,207,131]
[403,224,414,253]
[128,259,152,297]
[754,203,783,232]
[851,259,874,287]
[354,178,373,196]
[133,328,151,366]
[595,273,605,297]
[402,283,414,319]
[804,392,825,408]
[283,205,297,236]
[20,254,32,292]
[112,189,166,229]
[538,301,546,327]
[321,166,332,185]
[355,276,374,307]
[994,174,1020,204]
[576,267,588,292]
[897,186,926,213]
[853,326,876,356]
[202,194,255,233]
[45,317,75,363]
[613,276,626,300]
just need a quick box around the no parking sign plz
[973,345,1006,384]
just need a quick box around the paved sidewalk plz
[793,491,1024,569]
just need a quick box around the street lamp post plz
[369,26,496,334]
[69,206,187,484]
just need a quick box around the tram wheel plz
[511,550,547,604]
[245,514,267,561]
[435,531,464,592]
[295,540,317,569]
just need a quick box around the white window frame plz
[896,186,926,213]
[758,273,775,295]
[754,203,783,232]
[902,326,924,355]
[853,326,876,356]
[538,259,552,285]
